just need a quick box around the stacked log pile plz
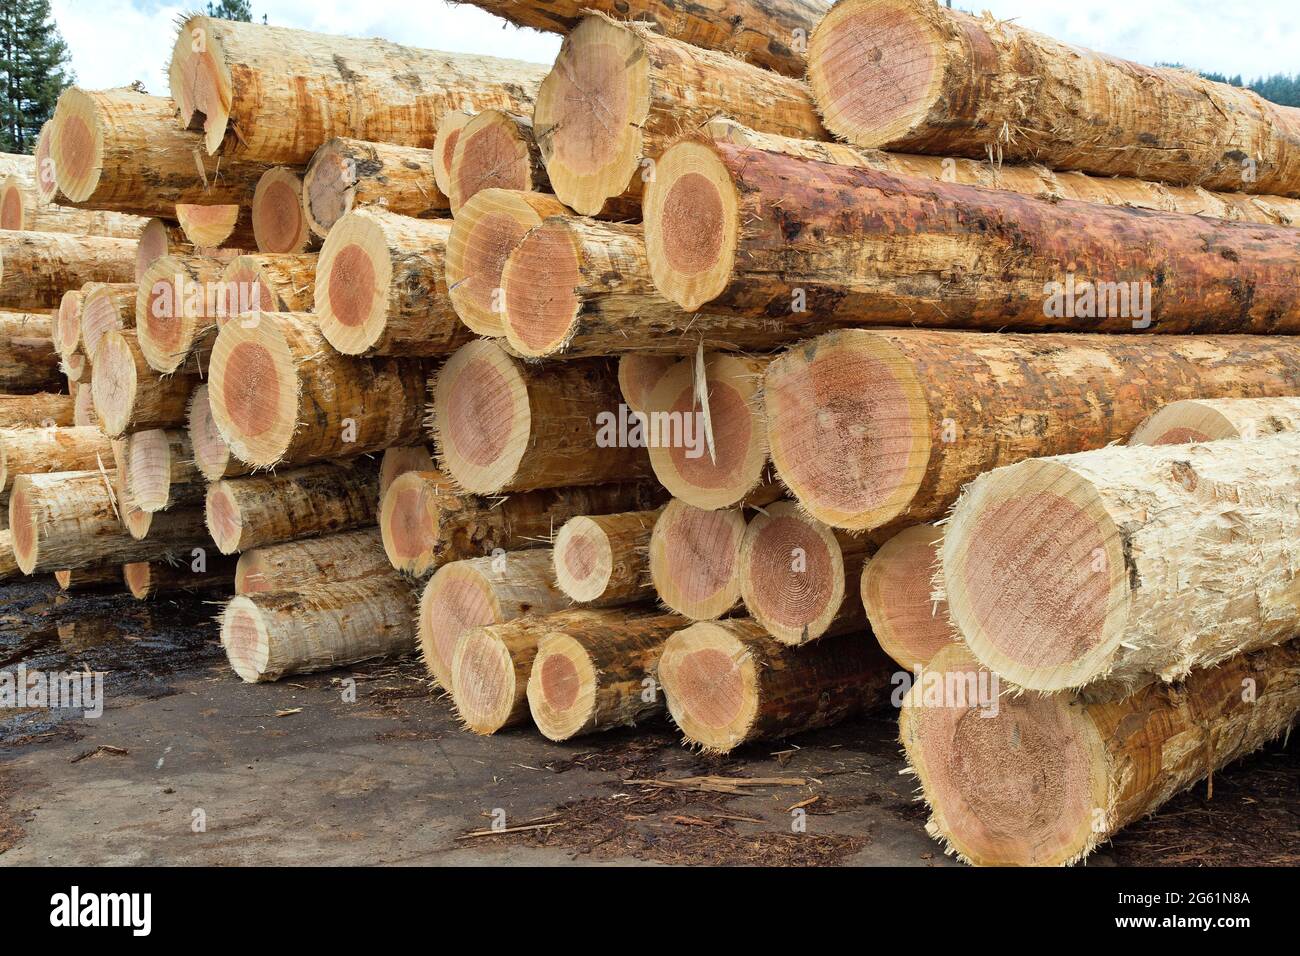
[4,1,1299,868]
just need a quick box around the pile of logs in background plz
[2,0,1300,867]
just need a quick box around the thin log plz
[648,498,747,621]
[0,230,136,309]
[860,523,955,671]
[251,167,314,253]
[0,425,113,492]
[125,429,202,513]
[134,253,230,374]
[552,510,659,606]
[0,393,72,427]
[123,553,237,600]
[91,328,200,437]
[234,528,389,594]
[0,310,60,392]
[448,110,549,215]
[1130,396,1300,446]
[302,137,448,239]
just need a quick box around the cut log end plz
[657,621,760,753]
[8,479,39,574]
[431,339,529,495]
[379,470,442,575]
[432,110,474,199]
[378,445,435,500]
[56,290,83,357]
[169,15,232,156]
[500,218,582,357]
[220,597,272,682]
[90,330,138,438]
[450,626,520,735]
[644,139,739,312]
[617,354,676,415]
[187,383,236,481]
[176,204,242,248]
[207,312,298,467]
[0,176,25,229]
[34,123,58,203]
[861,523,953,670]
[81,283,134,362]
[418,564,501,691]
[942,459,1131,692]
[739,502,847,645]
[648,499,746,620]
[526,632,597,741]
[50,87,104,202]
[253,168,311,253]
[136,256,209,374]
[765,329,931,531]
[302,146,355,238]
[449,110,541,214]
[205,481,245,555]
[1129,399,1245,446]
[135,218,175,282]
[552,516,614,603]
[314,212,389,354]
[125,429,178,513]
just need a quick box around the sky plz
[49,0,1299,94]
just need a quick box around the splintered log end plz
[450,626,521,735]
[431,339,529,495]
[738,501,847,645]
[533,16,647,215]
[648,499,746,620]
[942,459,1131,693]
[49,88,106,202]
[552,516,615,604]
[617,354,676,416]
[526,632,598,742]
[56,290,83,357]
[449,110,544,214]
[205,480,245,555]
[252,168,311,253]
[0,175,25,229]
[221,596,272,682]
[645,353,768,511]
[90,330,138,438]
[899,644,1109,867]
[207,311,299,467]
[445,188,568,337]
[314,211,390,354]
[169,15,232,155]
[657,620,760,754]
[418,562,501,692]
[643,139,739,312]
[764,329,931,532]
[807,0,947,149]
[176,203,242,248]
[500,217,582,358]
[8,477,39,574]
[861,523,954,670]
[379,470,445,577]
[432,110,475,199]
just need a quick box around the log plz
[0,165,146,236]
[218,253,316,321]
[72,387,96,427]
[0,425,113,492]
[643,136,1300,327]
[125,429,202,513]
[417,548,566,691]
[643,353,770,510]
[50,88,266,214]
[61,351,88,386]
[54,565,121,591]
[314,208,468,356]
[0,393,72,427]
[251,168,314,254]
[135,254,229,374]
[943,432,1300,694]
[234,528,390,594]
[431,110,474,200]
[381,472,662,577]
[79,283,136,363]
[123,554,237,600]
[657,618,893,753]
[738,500,869,645]
[444,188,569,337]
[808,0,1300,196]
[526,608,688,741]
[900,641,1300,867]
[860,524,954,671]
[302,138,447,240]
[448,110,549,215]
[186,383,251,482]
[456,0,826,77]
[648,498,747,621]
[0,310,60,392]
[552,510,658,606]
[31,124,58,204]
[533,13,825,216]
[175,203,254,250]
[169,15,549,163]
[91,329,200,437]
[221,574,419,683]
[135,218,190,282]
[378,445,435,501]
[8,470,209,574]
[209,311,428,467]
[618,354,676,415]
[1130,396,1300,446]
[55,290,82,358]
[205,460,380,554]
[0,231,136,309]
[431,339,652,494]
[764,328,1300,532]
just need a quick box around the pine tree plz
[0,0,74,154]
[207,0,254,21]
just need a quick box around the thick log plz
[900,642,1300,867]
[658,618,893,753]
[381,472,662,577]
[219,253,316,322]
[764,329,1300,532]
[431,110,474,201]
[251,168,314,254]
[809,0,1300,195]
[0,310,60,392]
[235,528,389,594]
[448,110,549,215]
[135,254,230,374]
[209,311,428,467]
[444,188,569,337]
[527,608,688,741]
[552,510,659,606]
[943,432,1300,695]
[618,354,676,416]
[123,553,237,600]
[432,339,651,494]
[314,208,468,356]
[0,425,113,492]
[643,136,1300,327]
[169,15,549,163]
[50,88,266,215]
[221,574,419,683]
[860,523,954,671]
[457,0,826,77]
[91,329,200,437]
[648,498,747,621]
[0,231,136,310]
[417,548,566,691]
[0,393,73,427]
[125,429,202,513]
[303,138,447,240]
[1130,396,1300,446]
[205,460,380,554]
[79,283,135,363]
[175,203,254,250]
[534,13,825,215]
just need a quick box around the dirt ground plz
[1,579,1297,867]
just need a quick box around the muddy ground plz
[1,579,1296,866]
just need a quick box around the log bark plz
[381,471,663,577]
[552,510,659,606]
[303,137,448,240]
[314,208,468,356]
[209,311,429,467]
[432,339,652,494]
[533,13,825,215]
[123,553,237,600]
[186,382,251,482]
[448,110,549,215]
[91,329,200,438]
[1130,396,1300,446]
[860,523,954,671]
[175,203,255,250]
[900,641,1300,867]
[125,429,202,513]
[0,230,136,309]
[218,253,316,322]
[417,548,566,690]
[657,618,894,753]
[169,15,549,164]
[527,608,688,741]
[0,425,113,492]
[648,498,747,621]
[0,393,72,427]
[0,310,60,392]
[764,328,1300,532]
[221,573,419,683]
[205,460,380,554]
[808,0,1300,196]
[135,253,230,374]
[643,136,1300,328]
[235,528,390,594]
[251,167,314,254]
